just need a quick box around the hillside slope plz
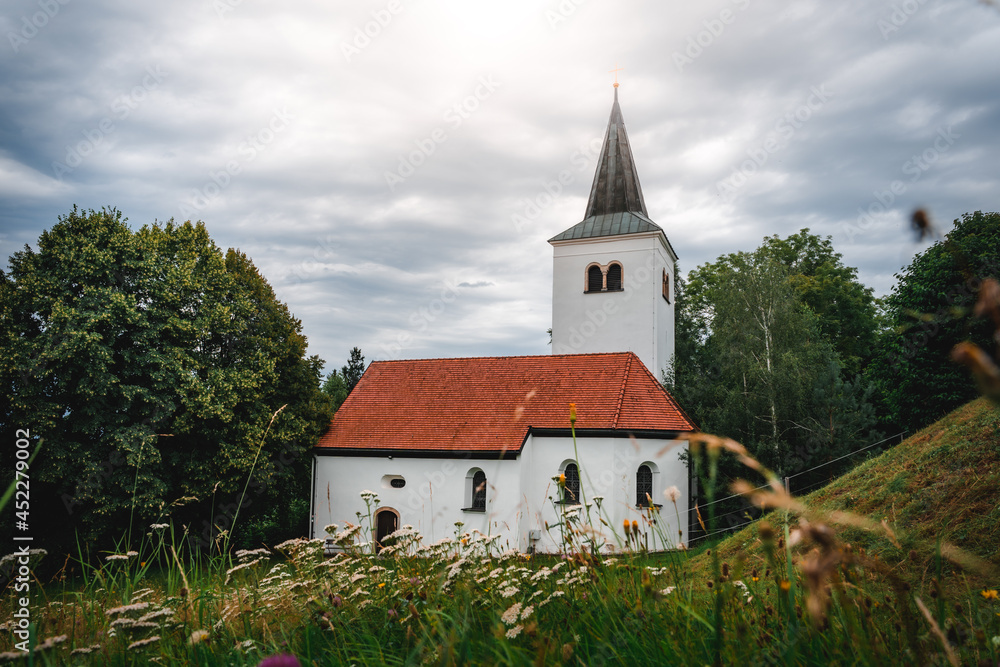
[696,397,1000,587]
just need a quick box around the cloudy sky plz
[2,0,999,371]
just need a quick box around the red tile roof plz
[315,352,695,455]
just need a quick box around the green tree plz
[321,370,349,412]
[0,207,333,554]
[867,211,1000,434]
[670,232,882,478]
[321,347,367,412]
[341,347,366,394]
[760,229,879,376]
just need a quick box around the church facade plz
[310,88,693,553]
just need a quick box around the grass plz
[1,399,999,665]
[691,397,1000,594]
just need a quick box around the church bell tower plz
[548,86,678,379]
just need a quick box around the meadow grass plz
[2,400,999,665]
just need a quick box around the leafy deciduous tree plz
[867,211,1000,434]
[0,207,333,554]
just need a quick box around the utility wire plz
[785,432,906,481]
[684,431,907,541]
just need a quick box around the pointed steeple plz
[584,87,648,218]
[549,88,667,245]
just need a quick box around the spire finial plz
[609,64,623,88]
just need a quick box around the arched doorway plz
[374,508,399,553]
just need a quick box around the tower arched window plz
[587,265,604,293]
[636,465,653,507]
[562,462,581,504]
[606,263,622,291]
[662,269,670,303]
[472,470,487,511]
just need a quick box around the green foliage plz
[322,347,367,412]
[867,211,1000,434]
[342,346,366,393]
[321,369,350,412]
[670,232,880,480]
[0,207,333,554]
[760,229,879,376]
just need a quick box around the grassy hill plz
[694,397,1000,589]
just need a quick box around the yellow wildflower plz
[569,403,577,424]
[779,580,791,592]
[378,582,386,589]
[981,589,998,601]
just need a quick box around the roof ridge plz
[611,352,633,428]
[368,351,632,365]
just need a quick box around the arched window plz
[472,470,487,511]
[662,269,670,303]
[636,465,653,507]
[606,263,622,291]
[587,265,604,293]
[563,462,581,504]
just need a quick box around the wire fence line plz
[684,431,907,545]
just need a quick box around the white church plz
[310,87,695,554]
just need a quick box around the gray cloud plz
[2,0,999,371]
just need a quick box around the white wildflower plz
[663,485,681,503]
[138,608,174,623]
[520,605,534,620]
[189,629,209,645]
[505,625,522,639]
[500,586,519,598]
[501,602,522,625]
[106,602,150,616]
[127,636,160,650]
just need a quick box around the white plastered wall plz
[312,433,689,554]
[550,232,675,380]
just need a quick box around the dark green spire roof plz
[584,87,648,218]
[550,89,668,245]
